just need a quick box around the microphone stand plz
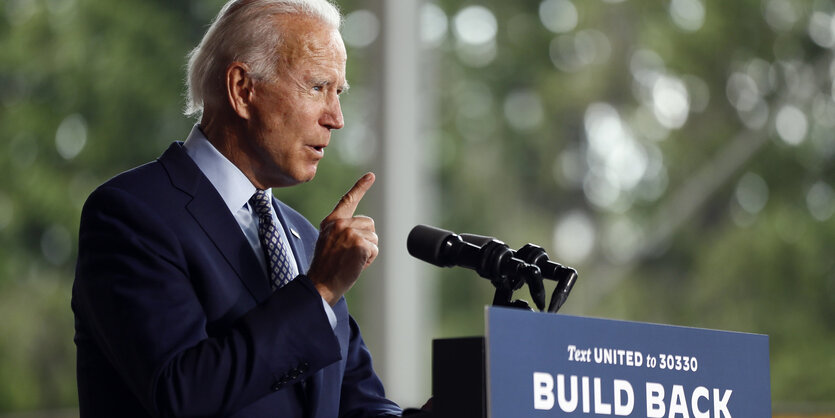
[460,237,545,311]
[461,234,578,313]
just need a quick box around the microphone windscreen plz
[407,225,454,266]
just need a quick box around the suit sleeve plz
[338,313,403,418]
[73,185,341,417]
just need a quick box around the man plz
[72,0,402,416]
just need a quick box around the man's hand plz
[307,173,378,306]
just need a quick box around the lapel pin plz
[290,228,300,239]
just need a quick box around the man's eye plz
[312,85,324,92]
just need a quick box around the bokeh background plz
[1,0,834,415]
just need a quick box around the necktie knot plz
[250,189,273,217]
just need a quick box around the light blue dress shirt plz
[183,125,336,328]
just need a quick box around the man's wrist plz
[314,281,339,306]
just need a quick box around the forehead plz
[275,14,346,71]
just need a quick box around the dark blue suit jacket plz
[72,142,401,417]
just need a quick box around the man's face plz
[245,15,348,188]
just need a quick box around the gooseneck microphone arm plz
[514,244,577,313]
[407,225,579,313]
[461,234,577,313]
[459,233,545,311]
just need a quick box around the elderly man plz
[72,0,402,416]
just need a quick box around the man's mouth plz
[308,144,327,157]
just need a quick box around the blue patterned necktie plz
[249,189,294,290]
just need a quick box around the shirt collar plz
[183,124,268,213]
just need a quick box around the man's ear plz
[226,62,254,120]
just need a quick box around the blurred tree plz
[428,0,835,410]
[0,0,215,410]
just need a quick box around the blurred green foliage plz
[1,0,833,413]
[428,0,835,411]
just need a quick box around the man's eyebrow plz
[311,79,350,92]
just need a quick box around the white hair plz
[184,0,342,118]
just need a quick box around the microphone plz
[408,225,578,313]
[407,225,545,310]
[406,224,482,270]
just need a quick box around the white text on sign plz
[532,373,733,417]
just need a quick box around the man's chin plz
[275,167,317,188]
[300,165,319,183]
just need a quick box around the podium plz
[430,307,771,417]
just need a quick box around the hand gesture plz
[307,173,378,305]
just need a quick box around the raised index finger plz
[325,172,375,221]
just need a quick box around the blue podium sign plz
[485,307,770,417]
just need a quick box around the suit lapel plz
[273,200,312,273]
[158,143,272,302]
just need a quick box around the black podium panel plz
[432,337,486,418]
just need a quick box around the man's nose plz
[321,94,344,130]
